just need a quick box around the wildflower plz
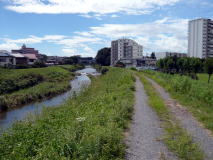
[76,117,86,122]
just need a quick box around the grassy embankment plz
[0,65,84,110]
[138,73,204,159]
[142,70,213,134]
[0,68,135,159]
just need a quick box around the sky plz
[0,0,212,57]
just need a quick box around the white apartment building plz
[188,18,213,58]
[111,39,143,67]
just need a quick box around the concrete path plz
[125,77,177,160]
[146,77,213,160]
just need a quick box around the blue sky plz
[0,0,212,57]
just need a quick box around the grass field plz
[0,65,84,110]
[0,68,135,160]
[142,70,213,134]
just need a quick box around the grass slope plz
[0,65,84,110]
[0,68,135,160]
[143,71,213,134]
[138,73,204,160]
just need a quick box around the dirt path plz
[146,77,213,160]
[125,77,177,160]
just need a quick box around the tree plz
[156,59,164,71]
[204,58,213,83]
[95,48,111,66]
[151,52,156,59]
[190,58,202,79]
[64,56,80,64]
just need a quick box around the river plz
[0,67,99,132]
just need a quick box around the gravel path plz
[125,77,177,160]
[146,77,213,160]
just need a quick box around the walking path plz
[146,77,213,160]
[125,77,177,160]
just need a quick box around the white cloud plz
[5,0,180,17]
[88,18,188,53]
[3,35,66,44]
[0,18,189,56]
[0,43,19,50]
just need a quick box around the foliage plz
[143,70,213,133]
[32,61,47,68]
[139,74,204,159]
[204,58,213,83]
[64,56,80,65]
[150,52,156,59]
[0,68,135,160]
[95,47,111,66]
[100,67,109,75]
[157,57,204,79]
[0,73,43,95]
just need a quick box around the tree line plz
[157,56,213,83]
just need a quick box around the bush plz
[101,68,109,75]
[32,61,47,68]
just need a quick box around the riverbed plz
[0,67,99,132]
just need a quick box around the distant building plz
[111,38,143,67]
[0,50,15,67]
[23,54,38,65]
[78,57,95,65]
[188,18,213,58]
[12,44,39,56]
[10,53,28,65]
[46,56,64,65]
[155,52,187,60]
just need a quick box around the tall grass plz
[139,74,204,160]
[143,70,213,133]
[0,68,135,159]
[0,65,83,110]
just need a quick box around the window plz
[0,58,6,62]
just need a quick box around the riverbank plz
[0,65,84,112]
[0,68,135,159]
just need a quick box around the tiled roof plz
[0,50,13,57]
[23,54,38,60]
[10,53,25,58]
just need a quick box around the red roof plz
[23,54,38,60]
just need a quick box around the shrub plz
[101,68,109,75]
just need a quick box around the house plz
[23,54,38,65]
[10,53,28,66]
[12,44,39,56]
[0,50,15,67]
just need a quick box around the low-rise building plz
[155,52,187,60]
[23,54,38,65]
[0,50,15,67]
[12,44,39,56]
[10,53,28,66]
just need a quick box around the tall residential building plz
[111,39,143,66]
[188,18,213,58]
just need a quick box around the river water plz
[0,67,99,132]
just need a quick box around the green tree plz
[95,48,111,66]
[205,58,213,83]
[151,52,156,59]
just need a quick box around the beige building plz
[111,39,143,67]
